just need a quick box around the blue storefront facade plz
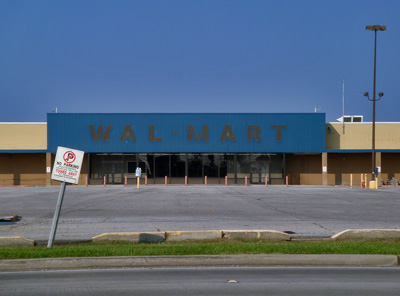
[47,113,326,185]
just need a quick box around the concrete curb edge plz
[0,254,398,271]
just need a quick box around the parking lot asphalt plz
[1,185,400,241]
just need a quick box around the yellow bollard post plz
[137,177,140,189]
[350,174,353,188]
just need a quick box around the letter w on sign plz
[89,125,112,142]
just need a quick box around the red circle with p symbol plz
[63,151,76,163]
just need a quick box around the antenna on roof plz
[314,106,321,113]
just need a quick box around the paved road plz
[1,267,400,296]
[1,186,400,240]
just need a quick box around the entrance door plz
[250,162,270,184]
[104,161,124,184]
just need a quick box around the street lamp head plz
[366,25,387,31]
[363,92,369,98]
[379,92,384,98]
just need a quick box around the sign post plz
[47,146,84,248]
[135,167,142,189]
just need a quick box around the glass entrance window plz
[103,161,123,184]
[90,154,126,184]
[188,154,203,177]
[89,153,285,185]
[171,154,186,177]
[220,154,234,179]
[204,154,219,178]
[138,154,154,178]
[237,154,251,179]
[250,162,270,184]
[155,154,169,177]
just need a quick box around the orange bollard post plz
[205,176,207,186]
[125,176,127,186]
[245,176,248,186]
[104,176,106,187]
[185,176,188,186]
[225,176,228,186]
[286,176,288,187]
[145,175,148,186]
[165,176,167,186]
[86,176,88,187]
[265,176,268,187]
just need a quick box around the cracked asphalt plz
[1,185,400,241]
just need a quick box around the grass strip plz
[1,240,400,260]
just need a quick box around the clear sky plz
[0,0,398,123]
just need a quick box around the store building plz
[1,113,400,186]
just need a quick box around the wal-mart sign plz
[47,113,326,153]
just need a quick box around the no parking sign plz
[51,146,84,184]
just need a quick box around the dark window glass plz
[171,154,186,177]
[138,154,154,177]
[188,154,203,177]
[145,154,155,178]
[270,154,284,178]
[155,154,169,177]
[220,154,234,178]
[237,154,251,177]
[220,154,227,177]
[127,162,136,174]
[204,154,219,178]
[90,154,103,179]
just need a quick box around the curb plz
[0,236,34,247]
[332,229,400,241]
[223,230,290,241]
[166,230,222,242]
[91,230,291,243]
[2,228,400,247]
[93,232,165,243]
[0,254,398,271]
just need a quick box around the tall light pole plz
[364,25,386,181]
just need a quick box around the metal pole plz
[47,181,67,248]
[372,29,377,181]
[365,25,385,182]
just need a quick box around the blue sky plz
[0,0,398,123]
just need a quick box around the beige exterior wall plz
[0,123,47,150]
[326,123,400,150]
[327,153,371,186]
[0,153,47,185]
[286,154,322,185]
[0,152,89,186]
[325,122,400,186]
[381,153,400,183]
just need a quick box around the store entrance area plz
[250,162,270,184]
[103,161,123,184]
[89,153,285,185]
